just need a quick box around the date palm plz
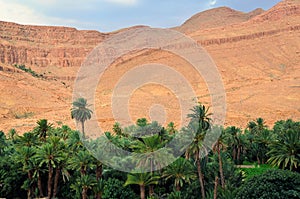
[68,150,93,176]
[267,129,300,171]
[34,143,64,199]
[163,157,196,191]
[14,146,35,198]
[185,103,212,199]
[35,119,53,141]
[71,98,93,137]
[124,172,160,199]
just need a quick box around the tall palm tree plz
[131,133,171,196]
[34,143,64,199]
[68,150,93,176]
[71,98,93,137]
[14,146,35,198]
[163,157,196,191]
[124,172,160,199]
[224,126,245,164]
[185,128,206,199]
[213,130,226,189]
[185,103,212,199]
[188,103,212,132]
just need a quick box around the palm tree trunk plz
[82,187,87,199]
[96,164,102,180]
[81,166,86,176]
[140,185,145,199]
[47,164,53,199]
[233,148,237,162]
[176,184,181,191]
[38,172,44,197]
[214,176,218,199]
[218,146,225,189]
[96,192,102,199]
[81,120,85,138]
[96,164,103,199]
[237,146,241,164]
[53,167,60,198]
[196,158,205,199]
[27,171,33,199]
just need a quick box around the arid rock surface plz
[0,0,299,133]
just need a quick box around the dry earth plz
[0,0,299,133]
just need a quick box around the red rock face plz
[0,0,299,133]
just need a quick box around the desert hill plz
[174,7,265,34]
[0,0,299,133]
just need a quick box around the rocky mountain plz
[0,0,299,133]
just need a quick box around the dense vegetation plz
[0,99,299,199]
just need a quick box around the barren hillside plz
[0,0,299,133]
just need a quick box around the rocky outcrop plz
[198,25,300,46]
[0,21,110,69]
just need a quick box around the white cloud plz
[209,0,217,6]
[0,0,46,25]
[0,0,90,28]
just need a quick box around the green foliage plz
[14,111,34,119]
[103,178,138,199]
[167,191,182,199]
[0,115,299,199]
[240,164,274,179]
[235,169,300,199]
[14,64,44,78]
[267,127,300,171]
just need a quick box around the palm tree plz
[34,143,64,199]
[49,137,69,198]
[213,130,226,189]
[247,118,267,136]
[267,129,300,171]
[163,157,196,191]
[185,127,206,199]
[35,119,53,141]
[188,103,212,132]
[93,179,105,199]
[71,175,96,199]
[131,133,171,196]
[8,128,17,141]
[15,132,39,147]
[185,103,212,199]
[224,126,245,164]
[71,98,93,137]
[68,150,93,176]
[124,172,160,199]
[14,146,35,198]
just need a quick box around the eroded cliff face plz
[0,0,299,132]
[0,21,110,82]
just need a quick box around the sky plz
[0,0,282,32]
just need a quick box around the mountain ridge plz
[0,0,299,132]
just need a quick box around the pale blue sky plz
[0,0,282,32]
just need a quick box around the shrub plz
[102,178,138,199]
[235,169,300,199]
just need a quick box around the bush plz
[102,178,138,199]
[240,164,274,179]
[235,169,300,199]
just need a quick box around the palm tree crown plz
[71,98,93,137]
